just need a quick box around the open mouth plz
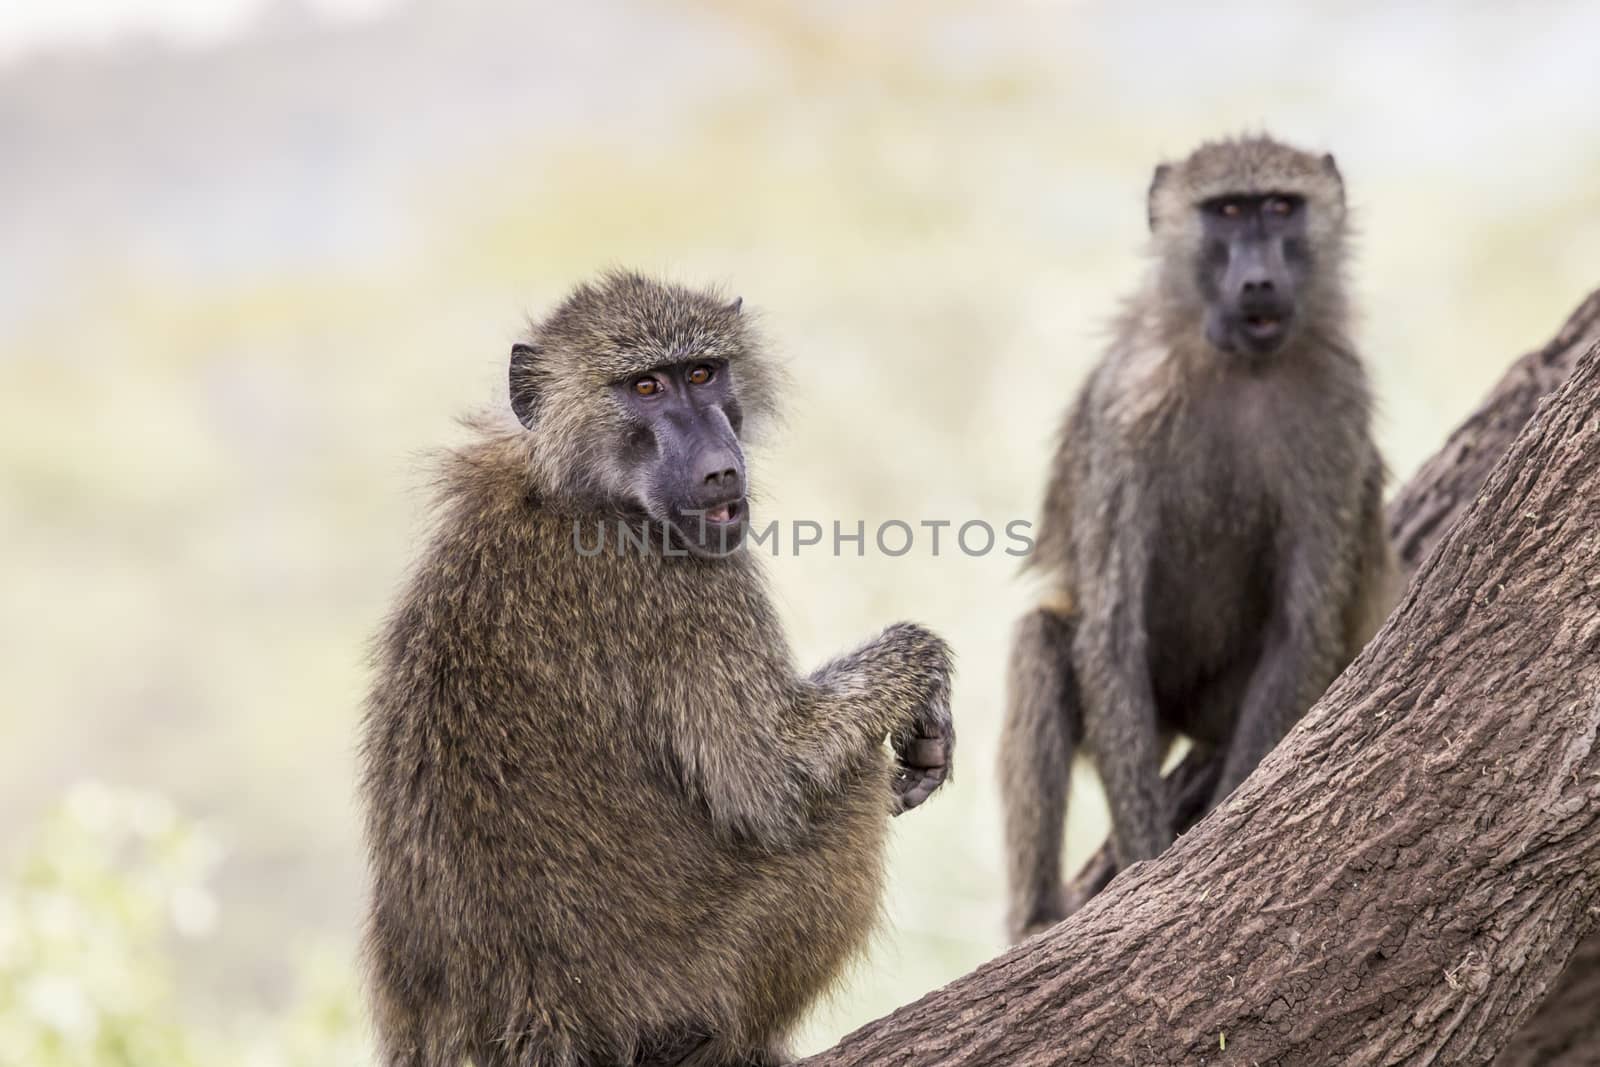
[673,497,747,556]
[1243,314,1284,337]
[702,499,744,526]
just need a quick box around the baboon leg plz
[468,1012,576,1067]
[384,1043,471,1067]
[655,1034,784,1067]
[998,607,1082,943]
[371,1002,471,1067]
[471,1038,563,1067]
[470,1043,508,1067]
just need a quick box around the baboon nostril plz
[697,444,740,490]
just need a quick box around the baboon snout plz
[1220,243,1296,354]
[1236,274,1290,313]
[700,453,740,489]
[672,442,748,556]
[694,444,743,497]
[1227,244,1293,311]
[1236,276,1293,325]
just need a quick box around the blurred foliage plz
[0,785,367,1066]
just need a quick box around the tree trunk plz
[799,294,1600,1066]
[1493,928,1600,1067]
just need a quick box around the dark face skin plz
[613,359,748,557]
[1196,193,1311,359]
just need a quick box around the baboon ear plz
[725,296,743,315]
[1147,163,1172,231]
[1321,153,1346,207]
[509,343,541,429]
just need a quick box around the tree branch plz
[799,296,1600,1065]
[1388,287,1600,572]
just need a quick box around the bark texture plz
[1493,928,1600,1067]
[798,294,1600,1066]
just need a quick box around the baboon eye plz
[1267,197,1295,216]
[688,363,715,386]
[1220,201,1242,218]
[633,376,661,397]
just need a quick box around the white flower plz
[170,884,219,937]
[21,973,99,1041]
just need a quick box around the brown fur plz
[999,136,1397,942]
[359,273,953,1066]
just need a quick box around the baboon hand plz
[892,701,954,815]
[889,726,947,819]
[858,621,953,814]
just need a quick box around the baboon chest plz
[1141,390,1303,698]
[1144,464,1276,685]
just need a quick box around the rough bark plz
[1492,928,1600,1067]
[799,305,1600,1064]
[1393,291,1600,1067]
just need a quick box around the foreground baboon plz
[998,135,1396,941]
[360,272,955,1066]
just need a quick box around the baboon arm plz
[788,621,954,800]
[661,623,951,849]
[1072,481,1168,866]
[1075,612,1167,866]
[1214,530,1347,804]
[658,692,815,848]
[998,607,1079,941]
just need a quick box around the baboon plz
[359,272,955,1067]
[998,135,1396,942]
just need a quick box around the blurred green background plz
[3,0,1598,1062]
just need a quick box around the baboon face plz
[1195,193,1312,357]
[613,357,749,557]
[510,273,776,560]
[1148,136,1346,364]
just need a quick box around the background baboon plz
[359,272,954,1067]
[998,135,1396,941]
